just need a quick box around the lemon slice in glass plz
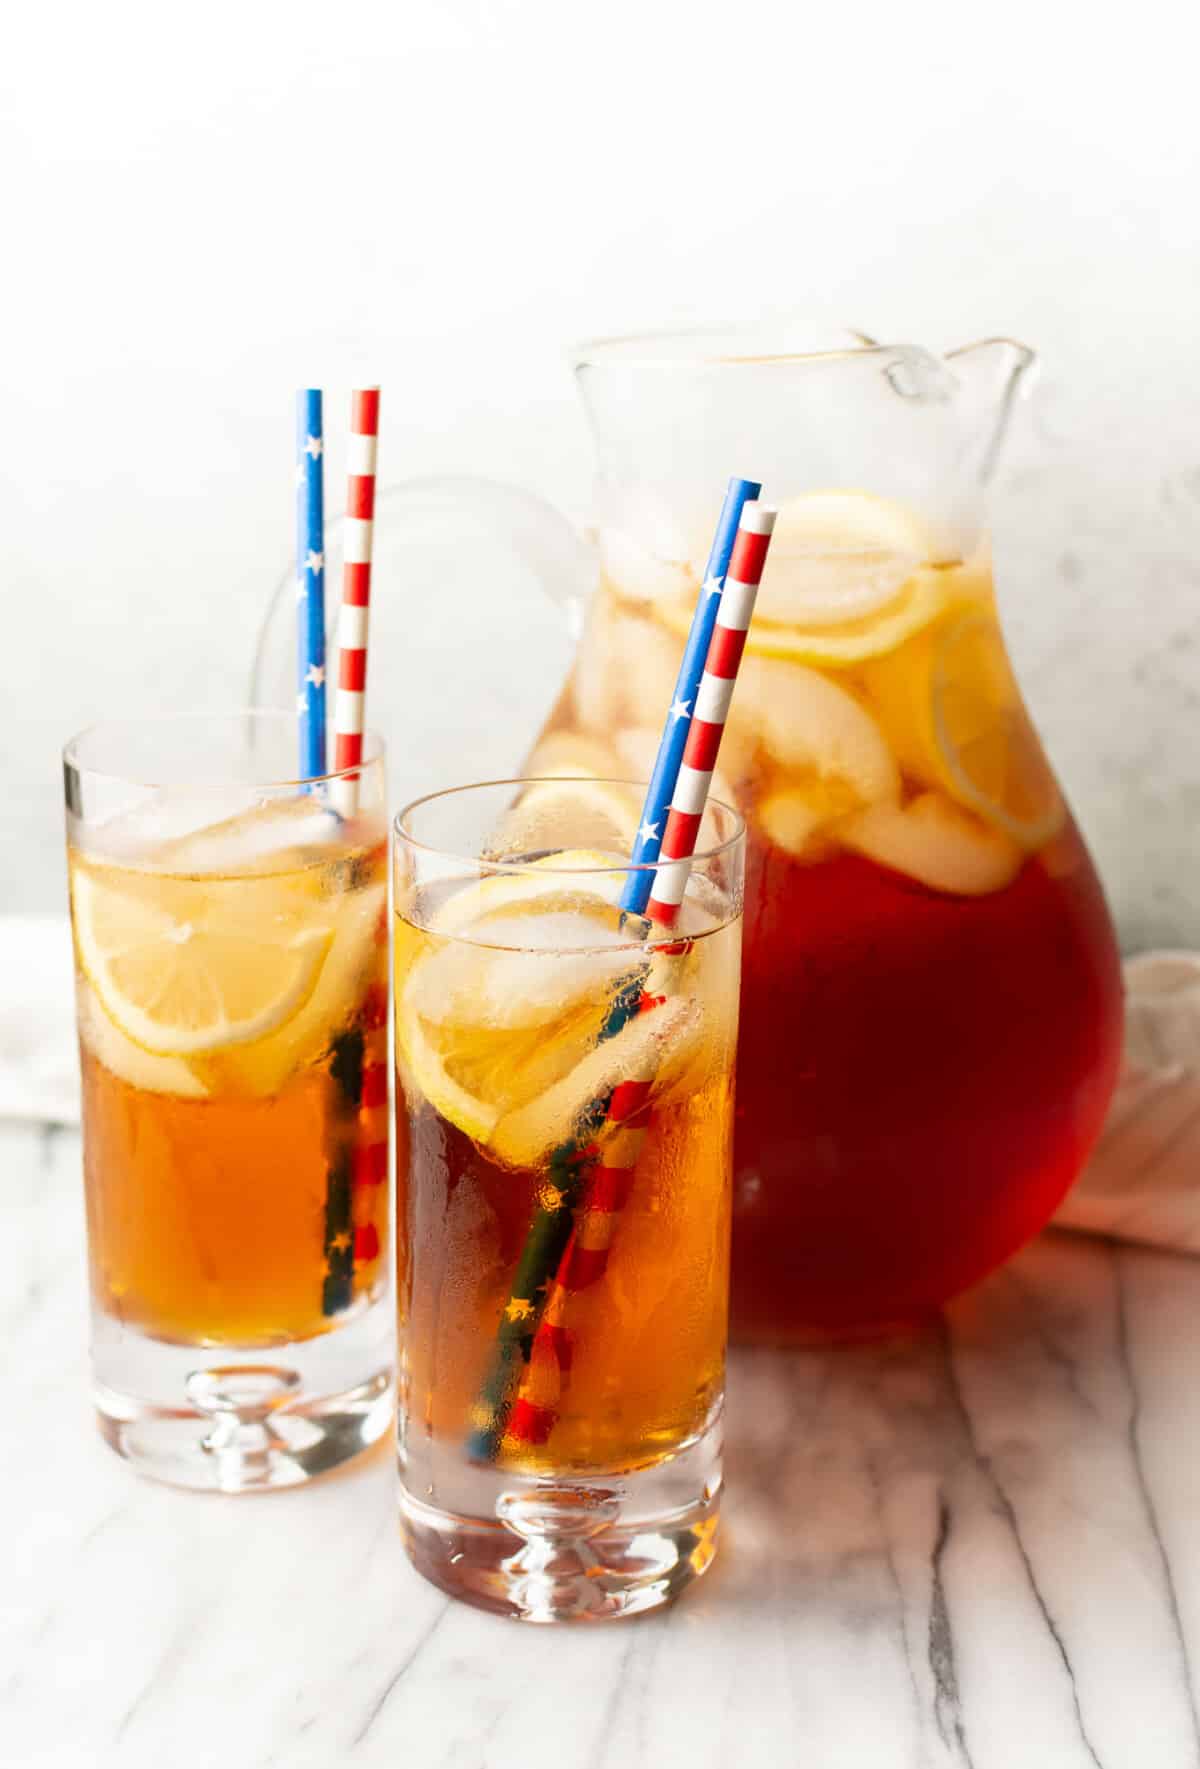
[72,863,333,1057]
[486,779,642,860]
[426,847,627,941]
[396,870,647,1156]
[490,996,696,1170]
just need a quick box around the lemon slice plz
[527,731,622,776]
[72,864,333,1056]
[395,1022,503,1146]
[192,880,385,1096]
[76,980,209,1097]
[742,656,899,804]
[656,567,949,666]
[426,847,628,942]
[396,898,645,1154]
[397,957,642,1154]
[932,611,1065,849]
[757,787,847,860]
[857,601,1063,853]
[395,855,695,1159]
[839,793,1023,896]
[487,778,642,859]
[490,996,697,1170]
[654,491,950,666]
[738,490,941,623]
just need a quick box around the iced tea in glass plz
[65,712,391,1490]
[393,781,744,1621]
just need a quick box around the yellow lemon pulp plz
[395,876,640,1158]
[395,856,706,1167]
[858,606,1064,851]
[839,793,1023,896]
[932,612,1064,848]
[489,778,642,856]
[652,491,953,666]
[71,860,335,1058]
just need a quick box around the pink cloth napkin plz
[1054,952,1200,1254]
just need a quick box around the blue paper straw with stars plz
[296,389,327,777]
[619,474,761,916]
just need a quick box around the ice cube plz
[600,526,694,604]
[155,794,346,874]
[77,787,264,864]
[80,790,350,875]
[406,935,637,1033]
[596,485,693,604]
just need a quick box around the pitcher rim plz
[571,326,1035,374]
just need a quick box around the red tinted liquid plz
[731,824,1123,1339]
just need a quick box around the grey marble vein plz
[1112,1253,1200,1766]
[8,1123,1200,1769]
[927,1493,973,1768]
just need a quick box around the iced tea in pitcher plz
[532,485,1122,1336]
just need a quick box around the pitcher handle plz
[249,474,597,707]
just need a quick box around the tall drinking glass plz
[393,780,745,1620]
[64,712,391,1491]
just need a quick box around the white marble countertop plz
[7,1118,1200,1769]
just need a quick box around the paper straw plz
[644,501,777,921]
[296,389,326,779]
[620,475,761,915]
[331,388,380,816]
[467,500,777,1461]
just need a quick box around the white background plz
[4,0,1198,942]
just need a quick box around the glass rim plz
[394,776,746,875]
[62,709,386,792]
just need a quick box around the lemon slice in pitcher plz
[659,490,950,665]
[930,611,1065,849]
[839,793,1023,896]
[72,863,333,1057]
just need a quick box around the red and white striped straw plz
[645,500,776,922]
[331,388,380,813]
[502,500,777,1449]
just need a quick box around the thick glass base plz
[92,1297,393,1492]
[398,1411,723,1622]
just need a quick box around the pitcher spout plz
[945,336,1037,485]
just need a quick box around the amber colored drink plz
[393,877,737,1472]
[70,805,389,1348]
[530,491,1124,1336]
[391,792,744,1621]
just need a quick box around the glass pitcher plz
[255,326,1124,1340]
